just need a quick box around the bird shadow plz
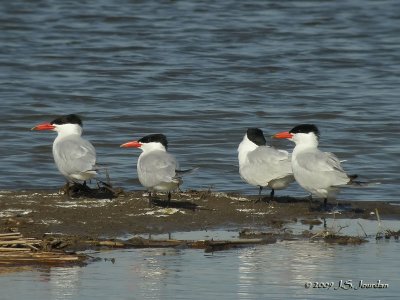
[261,196,365,214]
[261,195,310,204]
[150,198,198,211]
[308,202,365,213]
[67,182,123,199]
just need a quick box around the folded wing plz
[138,150,178,187]
[53,137,97,179]
[242,146,292,185]
[296,150,350,187]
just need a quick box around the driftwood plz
[84,236,277,252]
[0,233,23,239]
[0,232,86,266]
[0,251,86,266]
[0,233,41,251]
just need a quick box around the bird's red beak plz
[273,131,293,139]
[31,122,56,131]
[120,140,142,148]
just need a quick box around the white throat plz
[140,142,167,153]
[55,124,83,138]
[291,132,319,157]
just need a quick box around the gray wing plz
[138,151,178,187]
[53,137,97,176]
[244,146,293,183]
[296,150,350,186]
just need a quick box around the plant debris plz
[0,232,87,267]
[323,234,368,245]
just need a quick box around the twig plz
[375,208,385,239]
[336,224,349,234]
[0,232,22,237]
[0,247,31,252]
[376,208,381,227]
[105,167,111,186]
[357,221,368,237]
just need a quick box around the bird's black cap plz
[51,114,83,127]
[139,134,168,149]
[289,124,320,137]
[246,128,266,146]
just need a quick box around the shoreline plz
[1,189,399,239]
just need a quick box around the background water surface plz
[1,0,399,201]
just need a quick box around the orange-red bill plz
[31,122,56,131]
[120,141,142,148]
[273,131,293,139]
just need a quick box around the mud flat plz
[0,188,399,268]
[1,189,399,240]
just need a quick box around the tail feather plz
[346,174,381,187]
[348,174,358,181]
[175,167,199,177]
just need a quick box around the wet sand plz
[1,189,399,240]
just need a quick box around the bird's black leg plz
[307,194,313,209]
[255,186,263,203]
[323,198,328,208]
[167,191,172,206]
[270,189,275,201]
[148,191,153,207]
[64,181,70,197]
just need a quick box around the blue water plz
[1,0,399,201]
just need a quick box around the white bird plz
[32,114,97,191]
[238,128,294,202]
[273,124,356,207]
[121,133,183,203]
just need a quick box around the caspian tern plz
[120,133,184,203]
[32,114,97,191]
[238,128,294,202]
[273,124,355,207]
